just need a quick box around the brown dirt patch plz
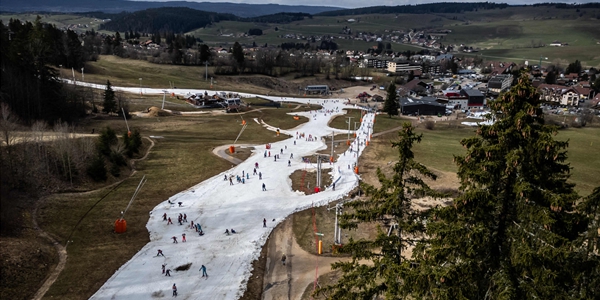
[228,146,254,162]
[290,170,333,194]
[147,106,172,117]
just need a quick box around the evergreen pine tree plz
[407,74,589,299]
[383,83,399,117]
[317,123,437,299]
[232,41,245,74]
[87,153,107,182]
[102,80,116,114]
[572,186,600,298]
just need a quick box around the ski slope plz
[83,83,375,299]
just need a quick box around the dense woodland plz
[99,7,237,35]
[317,2,509,16]
[242,12,311,24]
[0,18,141,234]
[0,18,92,123]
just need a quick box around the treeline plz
[534,2,600,9]
[317,2,508,16]
[241,12,311,23]
[99,7,237,34]
[0,18,94,123]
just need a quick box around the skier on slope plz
[200,265,208,277]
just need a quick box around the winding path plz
[30,137,155,300]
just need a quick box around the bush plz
[110,151,127,166]
[570,119,583,128]
[123,129,143,157]
[248,28,263,36]
[97,127,118,156]
[87,154,107,182]
[109,162,121,177]
[546,118,568,129]
[424,120,435,130]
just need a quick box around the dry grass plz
[289,170,333,195]
[292,199,379,256]
[301,269,343,300]
[36,112,295,299]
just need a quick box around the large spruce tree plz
[317,123,437,299]
[406,75,594,299]
[383,83,399,118]
[102,80,116,114]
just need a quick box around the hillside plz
[0,0,341,18]
[99,7,237,33]
[317,2,509,16]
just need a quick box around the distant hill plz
[241,12,312,24]
[99,7,237,33]
[0,0,341,18]
[317,2,509,16]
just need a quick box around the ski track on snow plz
[78,82,376,300]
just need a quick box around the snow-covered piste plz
[84,83,375,299]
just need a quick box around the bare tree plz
[0,103,20,146]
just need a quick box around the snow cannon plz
[114,219,127,233]
[115,176,147,234]
[314,186,321,193]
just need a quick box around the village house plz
[537,84,580,106]
[387,60,422,74]
[487,74,513,96]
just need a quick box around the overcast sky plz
[134,0,599,9]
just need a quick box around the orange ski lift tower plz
[115,175,147,233]
[230,116,247,153]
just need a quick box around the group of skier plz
[154,112,354,297]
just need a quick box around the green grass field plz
[369,124,600,196]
